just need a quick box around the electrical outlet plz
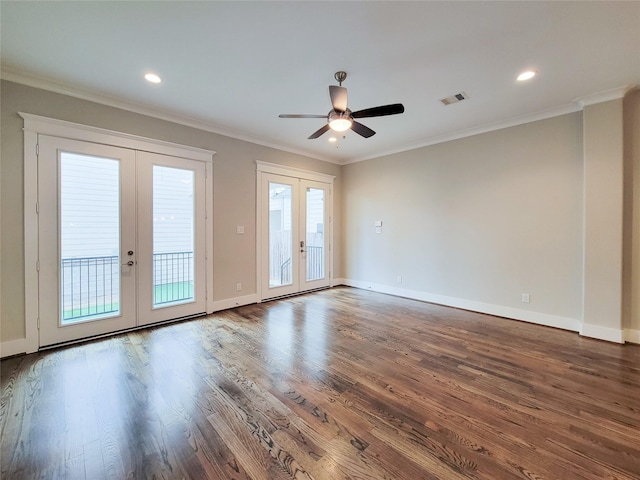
[397,275,402,283]
[522,293,530,303]
[236,282,242,292]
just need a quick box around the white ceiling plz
[1,1,639,164]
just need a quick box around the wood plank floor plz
[2,286,639,479]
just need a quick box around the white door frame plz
[21,113,215,352]
[256,161,335,302]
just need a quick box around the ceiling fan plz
[279,71,405,139]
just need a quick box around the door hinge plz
[36,202,39,214]
[36,260,40,271]
[37,317,40,329]
[36,143,39,156]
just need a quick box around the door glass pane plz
[60,153,120,325]
[306,187,325,281]
[153,166,195,307]
[269,182,293,287]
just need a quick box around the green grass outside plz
[153,281,194,305]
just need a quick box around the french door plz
[38,136,207,346]
[259,169,332,300]
[136,152,206,326]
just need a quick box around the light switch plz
[375,227,382,234]
[236,226,245,234]
[375,220,383,227]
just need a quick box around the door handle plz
[122,260,135,266]
[300,240,305,253]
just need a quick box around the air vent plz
[440,91,469,106]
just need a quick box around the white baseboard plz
[624,328,640,344]
[342,278,581,333]
[6,288,632,357]
[0,338,28,359]
[332,278,347,286]
[580,323,624,344]
[209,293,258,313]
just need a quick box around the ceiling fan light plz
[328,111,352,132]
[329,118,352,132]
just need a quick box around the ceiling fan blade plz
[352,103,405,119]
[308,124,331,139]
[350,121,376,138]
[279,114,327,118]
[329,85,348,112]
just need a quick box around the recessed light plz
[517,70,536,81]
[144,73,162,84]
[328,137,337,143]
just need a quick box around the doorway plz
[257,162,334,301]
[33,132,211,347]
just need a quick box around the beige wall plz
[624,89,640,336]
[342,93,640,343]
[342,113,585,325]
[0,80,342,342]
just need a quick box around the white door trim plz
[21,113,215,353]
[256,160,336,183]
[20,113,214,162]
[256,161,334,302]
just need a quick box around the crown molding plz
[3,67,636,167]
[344,102,583,165]
[1,66,340,165]
[343,84,639,165]
[573,85,637,108]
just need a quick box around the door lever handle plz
[122,260,135,267]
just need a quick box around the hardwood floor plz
[2,286,639,480]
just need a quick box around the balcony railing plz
[306,245,324,281]
[276,246,324,286]
[280,257,292,285]
[153,251,194,305]
[61,255,120,322]
[61,251,194,323]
